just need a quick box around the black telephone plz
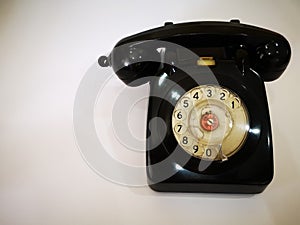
[99,20,291,193]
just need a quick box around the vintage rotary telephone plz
[99,20,291,193]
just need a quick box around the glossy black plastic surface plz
[99,20,291,193]
[106,20,290,83]
[146,62,273,193]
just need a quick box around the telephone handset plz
[99,20,291,193]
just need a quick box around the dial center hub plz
[200,113,219,131]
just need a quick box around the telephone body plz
[99,20,291,193]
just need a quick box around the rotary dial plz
[172,85,249,161]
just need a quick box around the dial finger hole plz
[227,97,241,109]
[174,110,186,120]
[219,89,229,101]
[203,86,215,98]
[174,123,187,134]
[191,143,204,157]
[203,147,219,160]
[180,97,192,109]
[181,135,192,147]
[191,89,202,101]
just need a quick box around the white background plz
[1,0,300,224]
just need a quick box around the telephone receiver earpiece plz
[255,40,291,81]
[99,42,162,86]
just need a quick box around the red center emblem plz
[200,113,219,131]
